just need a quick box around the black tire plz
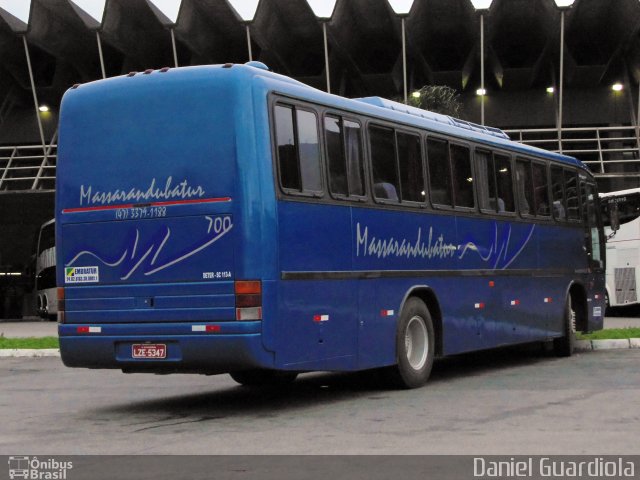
[382,297,435,389]
[229,369,298,387]
[554,295,576,357]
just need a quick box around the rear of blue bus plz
[56,65,277,374]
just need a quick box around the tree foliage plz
[407,85,463,118]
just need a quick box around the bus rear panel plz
[57,65,276,374]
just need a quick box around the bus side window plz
[550,165,566,221]
[275,105,300,190]
[515,158,534,216]
[495,154,515,213]
[344,120,365,196]
[532,162,550,217]
[451,144,474,209]
[427,138,452,206]
[581,182,604,269]
[370,125,400,202]
[565,169,580,221]
[397,131,424,203]
[475,149,495,211]
[326,115,365,198]
[274,104,322,194]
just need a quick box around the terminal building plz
[1,0,639,317]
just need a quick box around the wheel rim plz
[405,316,429,370]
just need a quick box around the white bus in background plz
[600,188,640,309]
[35,219,57,320]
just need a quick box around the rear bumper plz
[58,321,274,374]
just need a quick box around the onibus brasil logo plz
[8,456,73,479]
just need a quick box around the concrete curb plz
[0,349,60,357]
[576,338,640,351]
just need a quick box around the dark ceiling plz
[0,0,638,111]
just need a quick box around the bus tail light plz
[235,280,262,321]
[57,288,65,324]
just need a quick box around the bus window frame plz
[367,121,426,208]
[269,94,593,229]
[550,163,567,223]
[531,159,552,219]
[425,135,455,212]
[474,147,517,219]
[564,167,583,224]
[395,128,427,208]
[272,100,326,199]
[449,140,477,213]
[324,111,368,203]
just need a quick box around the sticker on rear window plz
[65,266,99,284]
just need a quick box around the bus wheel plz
[229,369,298,387]
[383,297,435,389]
[554,296,576,357]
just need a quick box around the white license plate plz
[132,344,167,359]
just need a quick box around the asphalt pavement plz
[2,349,639,454]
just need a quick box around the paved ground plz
[1,348,639,455]
[0,319,58,338]
[2,315,639,338]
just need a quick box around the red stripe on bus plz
[62,197,232,213]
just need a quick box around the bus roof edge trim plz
[354,97,510,140]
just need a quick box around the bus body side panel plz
[605,218,640,308]
[352,209,581,361]
[275,201,358,370]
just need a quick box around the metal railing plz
[1,125,639,191]
[504,125,640,178]
[0,143,57,192]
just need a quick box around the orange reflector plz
[235,280,261,295]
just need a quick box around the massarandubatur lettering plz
[79,177,205,206]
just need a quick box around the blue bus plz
[56,62,605,388]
